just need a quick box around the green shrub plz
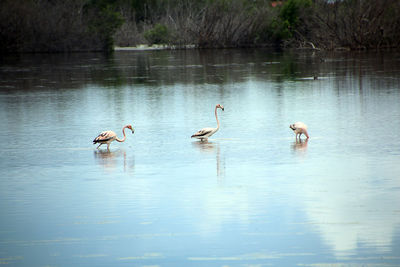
[84,0,124,51]
[268,0,311,43]
[144,24,170,45]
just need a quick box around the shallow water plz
[1,50,400,266]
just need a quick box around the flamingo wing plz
[93,131,116,144]
[294,122,307,130]
[191,127,214,138]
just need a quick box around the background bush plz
[144,24,170,45]
[1,0,400,52]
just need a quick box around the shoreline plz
[114,44,196,51]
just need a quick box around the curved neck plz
[116,126,127,142]
[215,106,220,130]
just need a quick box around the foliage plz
[144,24,170,45]
[84,0,125,51]
[280,0,311,29]
[269,0,312,44]
[2,0,400,52]
[0,0,124,52]
[304,0,400,50]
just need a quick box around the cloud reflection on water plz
[300,156,400,258]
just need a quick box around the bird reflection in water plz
[192,140,225,181]
[93,149,134,173]
[291,139,308,156]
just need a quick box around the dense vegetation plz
[1,0,399,53]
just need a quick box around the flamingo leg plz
[107,143,110,151]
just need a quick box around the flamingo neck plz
[215,106,220,130]
[116,126,127,142]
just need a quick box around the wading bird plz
[93,125,134,150]
[290,122,309,140]
[191,104,224,141]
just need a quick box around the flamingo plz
[93,124,134,150]
[290,122,309,140]
[191,104,224,141]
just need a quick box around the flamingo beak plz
[131,129,135,134]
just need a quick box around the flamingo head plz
[126,125,135,134]
[289,124,296,131]
[216,104,224,111]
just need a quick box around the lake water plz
[1,49,400,266]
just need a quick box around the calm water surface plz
[1,50,400,266]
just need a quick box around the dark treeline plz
[1,0,400,53]
[0,0,124,52]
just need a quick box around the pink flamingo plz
[290,122,309,140]
[191,104,224,141]
[93,125,134,150]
